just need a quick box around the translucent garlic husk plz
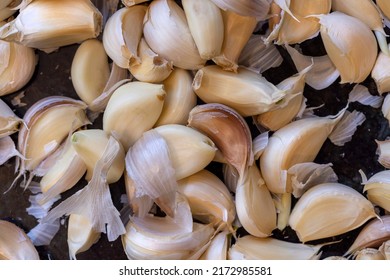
[129,38,173,83]
[0,33,36,96]
[354,248,385,260]
[71,129,125,184]
[0,220,40,260]
[372,44,390,95]
[0,0,21,21]
[199,230,230,260]
[377,0,390,20]
[102,81,166,150]
[318,11,378,84]
[212,10,257,72]
[0,136,23,165]
[267,0,331,45]
[143,0,206,70]
[193,65,286,117]
[154,68,196,126]
[71,39,110,105]
[289,183,378,242]
[0,98,22,137]
[210,0,271,20]
[67,214,101,260]
[182,0,224,60]
[228,235,323,260]
[363,170,390,212]
[103,5,146,69]
[0,0,103,52]
[177,169,236,232]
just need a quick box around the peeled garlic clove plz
[318,11,377,84]
[346,215,390,256]
[178,169,236,231]
[199,230,229,260]
[103,5,146,69]
[363,170,390,212]
[0,220,40,260]
[210,0,270,19]
[228,235,323,260]
[354,248,385,260]
[331,0,388,55]
[0,98,22,137]
[188,103,253,179]
[235,164,277,237]
[68,214,101,260]
[103,81,165,150]
[71,39,110,106]
[377,0,390,20]
[129,38,173,83]
[182,0,224,60]
[143,0,206,70]
[154,68,196,126]
[0,0,103,51]
[372,43,390,95]
[193,65,286,117]
[72,129,125,184]
[212,10,257,72]
[289,182,377,242]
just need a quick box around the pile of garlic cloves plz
[1,0,390,260]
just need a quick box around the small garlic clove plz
[0,220,40,260]
[354,248,385,260]
[210,0,271,20]
[199,230,230,260]
[363,170,390,212]
[0,98,23,137]
[372,44,390,95]
[375,139,390,168]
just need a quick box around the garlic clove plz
[0,136,23,165]
[371,43,390,95]
[375,139,390,168]
[210,0,271,20]
[199,230,230,260]
[354,248,385,260]
[122,0,150,7]
[379,240,390,260]
[0,98,23,137]
[363,170,390,212]
[0,0,21,21]
[377,0,390,20]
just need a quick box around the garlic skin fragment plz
[193,65,286,117]
[103,81,165,150]
[68,214,101,260]
[318,12,378,84]
[71,39,110,105]
[154,68,196,126]
[363,170,390,212]
[143,0,206,70]
[0,136,23,165]
[289,183,377,242]
[372,44,390,95]
[199,230,229,260]
[228,235,323,260]
[210,0,271,20]
[0,98,22,137]
[0,220,40,260]
[0,0,103,51]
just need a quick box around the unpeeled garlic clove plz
[0,220,40,260]
[143,0,206,70]
[371,43,390,95]
[375,139,390,168]
[289,183,378,243]
[379,240,390,259]
[199,230,230,260]
[354,248,385,260]
[210,0,271,20]
[0,98,22,137]
[377,0,390,20]
[363,170,390,212]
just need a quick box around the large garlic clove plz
[0,0,103,51]
[71,39,110,106]
[363,170,390,212]
[143,0,206,70]
[0,220,40,260]
[199,230,230,260]
[228,235,323,260]
[71,129,125,184]
[103,81,165,150]
[318,11,378,84]
[289,182,378,242]
[193,65,286,117]
[210,0,270,20]
[0,98,23,137]
[103,5,146,69]
[371,43,390,95]
[154,68,196,126]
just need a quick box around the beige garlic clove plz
[375,138,390,168]
[0,98,22,137]
[363,170,390,212]
[210,0,271,20]
[377,0,390,20]
[0,220,40,260]
[154,68,196,126]
[122,0,150,7]
[143,0,206,70]
[269,1,282,32]
[199,230,230,260]
[71,39,110,106]
[103,81,165,150]
[289,183,378,243]
[318,11,378,84]
[193,65,286,117]
[103,5,146,69]
[71,129,125,184]
[0,0,102,52]
[371,44,390,95]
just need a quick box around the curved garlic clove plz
[212,10,257,72]
[188,103,253,179]
[0,220,40,260]
[178,169,236,232]
[122,0,150,7]
[71,39,110,106]
[71,129,125,184]
[235,164,277,237]
[363,170,390,212]
[228,235,323,260]
[0,0,103,51]
[103,81,165,150]
[67,214,101,260]
[154,68,196,126]
[377,0,390,20]
[199,230,230,260]
[269,1,282,32]
[354,248,385,260]
[143,0,206,70]
[318,11,377,84]
[193,65,286,117]
[103,6,146,69]
[182,0,224,60]
[129,38,173,83]
[0,98,22,137]
[0,0,21,21]
[375,139,390,168]
[289,183,378,243]
[210,0,270,20]
[371,44,390,95]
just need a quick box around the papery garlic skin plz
[0,98,22,137]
